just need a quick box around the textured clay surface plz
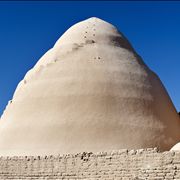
[0,148,180,179]
[0,17,179,156]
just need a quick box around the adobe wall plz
[0,148,180,179]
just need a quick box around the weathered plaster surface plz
[0,148,180,179]
[0,17,179,156]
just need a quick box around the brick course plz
[0,148,180,179]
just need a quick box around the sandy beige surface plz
[171,142,180,150]
[0,17,179,156]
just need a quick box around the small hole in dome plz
[24,80,27,84]
[93,29,96,31]
[85,31,87,33]
[98,57,101,59]
[84,36,87,38]
[94,57,96,59]
[93,34,95,36]
[86,40,95,44]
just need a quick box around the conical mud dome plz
[0,17,179,156]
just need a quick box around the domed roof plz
[0,17,180,156]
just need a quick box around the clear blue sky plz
[0,1,180,116]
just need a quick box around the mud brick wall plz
[0,148,180,179]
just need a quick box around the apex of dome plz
[53,17,122,49]
[83,17,115,27]
[86,17,102,20]
[85,17,107,22]
[82,17,115,27]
